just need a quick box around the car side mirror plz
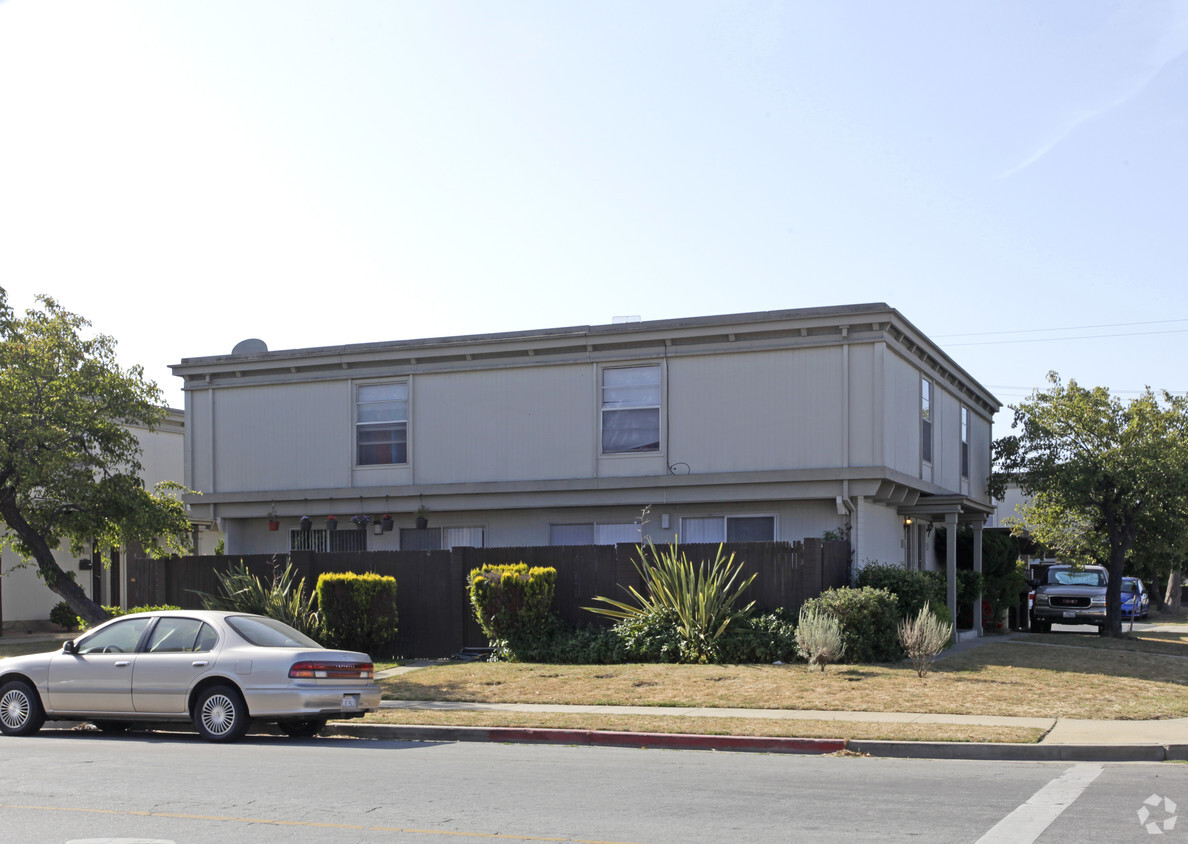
[62,640,78,655]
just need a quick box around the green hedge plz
[799,586,902,664]
[316,572,398,657]
[468,563,556,642]
[76,604,182,631]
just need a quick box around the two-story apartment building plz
[171,304,999,601]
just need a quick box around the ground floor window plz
[680,515,775,543]
[549,522,641,546]
[398,527,485,551]
[290,529,367,552]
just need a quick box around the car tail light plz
[289,661,373,679]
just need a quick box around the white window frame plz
[960,405,969,479]
[600,364,662,455]
[356,380,409,467]
[921,377,933,465]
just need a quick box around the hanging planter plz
[300,516,312,531]
[326,516,338,531]
[381,514,394,532]
[415,505,429,529]
[351,514,371,531]
[267,519,280,532]
[372,521,384,536]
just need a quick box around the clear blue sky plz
[2,1,1185,416]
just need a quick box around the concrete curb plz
[325,722,1188,762]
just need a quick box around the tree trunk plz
[0,495,110,627]
[1166,569,1183,614]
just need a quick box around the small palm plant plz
[586,540,756,664]
[192,557,323,642]
[795,605,845,671]
[898,601,952,678]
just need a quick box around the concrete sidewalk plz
[350,698,1188,761]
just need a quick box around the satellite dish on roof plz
[231,338,268,356]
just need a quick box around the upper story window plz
[357,382,408,466]
[921,377,933,464]
[601,365,661,454]
[960,406,970,479]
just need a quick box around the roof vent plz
[231,338,268,356]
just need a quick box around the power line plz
[943,328,1188,347]
[933,317,1188,339]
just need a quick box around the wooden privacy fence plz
[127,539,850,659]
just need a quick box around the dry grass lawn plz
[380,629,1188,721]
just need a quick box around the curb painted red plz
[327,722,847,755]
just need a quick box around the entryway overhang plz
[896,494,995,639]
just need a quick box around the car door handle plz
[192,660,208,667]
[114,661,131,668]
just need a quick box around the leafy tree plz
[0,289,192,626]
[990,373,1188,636]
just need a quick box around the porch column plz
[972,518,984,636]
[945,512,958,640]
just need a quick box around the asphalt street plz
[1,730,1186,843]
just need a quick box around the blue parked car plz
[1121,577,1149,619]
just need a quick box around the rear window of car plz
[226,616,322,648]
[1047,568,1106,587]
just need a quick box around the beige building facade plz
[172,304,999,585]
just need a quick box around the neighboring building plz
[0,409,221,629]
[171,304,1000,580]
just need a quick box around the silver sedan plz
[0,609,381,742]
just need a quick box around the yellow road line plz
[0,804,643,843]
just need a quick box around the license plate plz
[1063,611,1076,619]
[341,694,359,711]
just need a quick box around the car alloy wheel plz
[194,685,249,743]
[0,680,46,737]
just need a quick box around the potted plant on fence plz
[326,515,338,531]
[351,514,371,531]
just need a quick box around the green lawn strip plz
[380,642,1188,720]
[360,709,1044,744]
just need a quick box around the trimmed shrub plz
[716,610,800,664]
[856,562,957,630]
[50,601,79,631]
[795,605,845,671]
[469,563,556,643]
[76,604,182,630]
[799,586,902,663]
[492,620,625,664]
[856,563,945,618]
[316,572,398,657]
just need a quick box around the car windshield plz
[1047,568,1106,587]
[226,615,322,648]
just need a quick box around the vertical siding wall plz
[668,348,846,474]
